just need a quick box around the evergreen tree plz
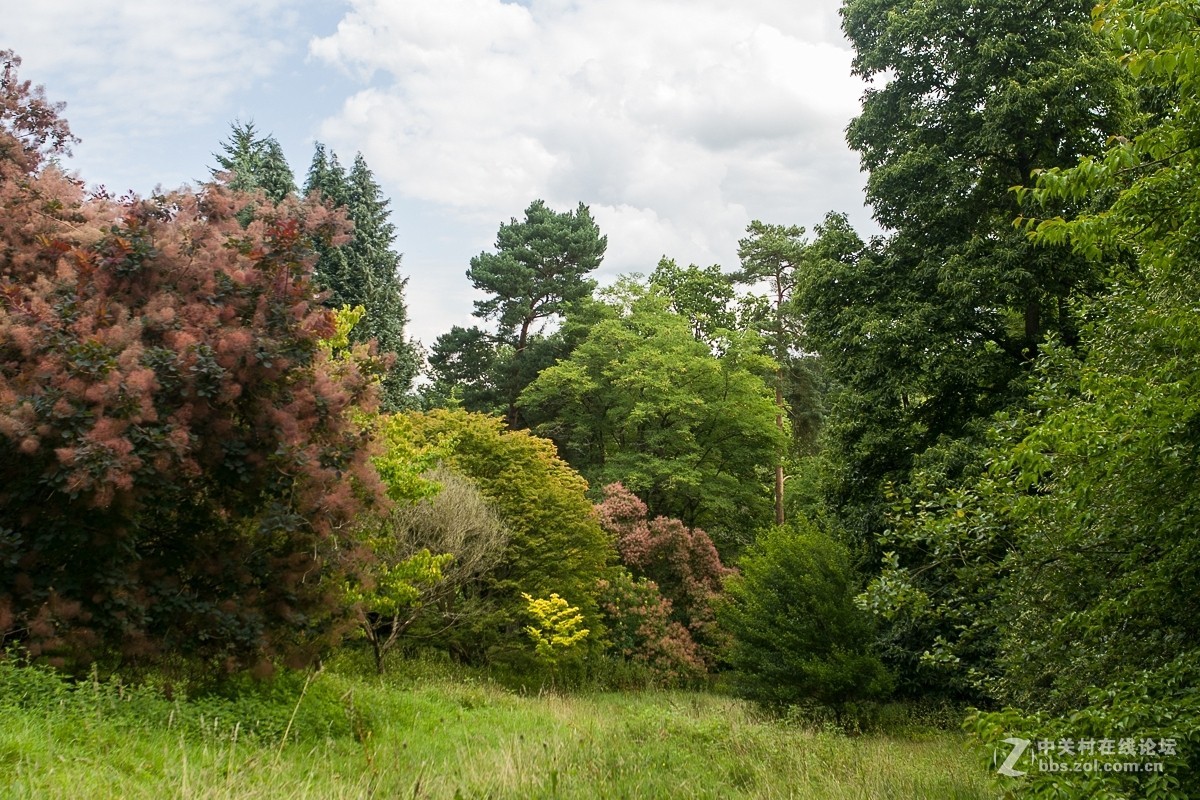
[258,138,298,205]
[720,519,891,710]
[211,120,296,203]
[305,145,419,410]
[429,200,606,427]
[303,145,353,304]
[304,143,349,207]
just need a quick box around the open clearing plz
[1,660,998,799]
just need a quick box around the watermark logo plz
[997,737,1031,777]
[994,735,1176,777]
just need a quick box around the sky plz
[3,0,876,350]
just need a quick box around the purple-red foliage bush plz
[595,482,734,667]
[0,51,385,670]
[597,567,706,684]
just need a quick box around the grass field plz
[0,656,999,799]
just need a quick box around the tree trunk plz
[775,380,785,527]
[506,316,535,428]
[1024,296,1041,360]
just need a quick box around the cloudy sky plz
[4,0,875,349]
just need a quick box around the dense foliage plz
[809,0,1131,548]
[520,288,784,547]
[594,483,731,667]
[595,566,707,684]
[395,409,616,667]
[719,519,891,709]
[835,0,1200,793]
[4,0,1199,790]
[0,53,385,669]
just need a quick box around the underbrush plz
[0,650,999,799]
[777,697,973,737]
[0,657,362,746]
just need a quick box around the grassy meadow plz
[0,655,999,800]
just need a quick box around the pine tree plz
[258,138,297,205]
[430,199,606,426]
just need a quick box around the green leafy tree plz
[520,289,784,549]
[992,0,1200,705]
[860,11,1200,793]
[348,547,451,674]
[396,410,616,666]
[809,0,1132,548]
[649,258,737,343]
[431,200,606,426]
[964,7,1200,791]
[305,146,419,410]
[719,519,892,710]
[356,460,511,672]
[792,2,1137,700]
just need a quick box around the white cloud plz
[311,0,871,282]
[3,1,344,196]
[6,1,299,132]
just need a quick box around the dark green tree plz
[423,326,506,412]
[959,7,1200,793]
[304,144,349,207]
[431,200,606,426]
[211,121,296,203]
[469,199,606,355]
[305,146,419,409]
[720,519,892,710]
[802,0,1131,546]
[869,0,1200,707]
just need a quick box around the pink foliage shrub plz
[596,568,706,684]
[595,482,734,668]
[0,50,386,669]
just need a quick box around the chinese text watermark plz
[995,735,1176,778]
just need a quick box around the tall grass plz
[0,654,998,799]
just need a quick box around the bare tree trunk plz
[775,379,785,527]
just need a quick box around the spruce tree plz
[211,120,295,203]
[305,145,419,410]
